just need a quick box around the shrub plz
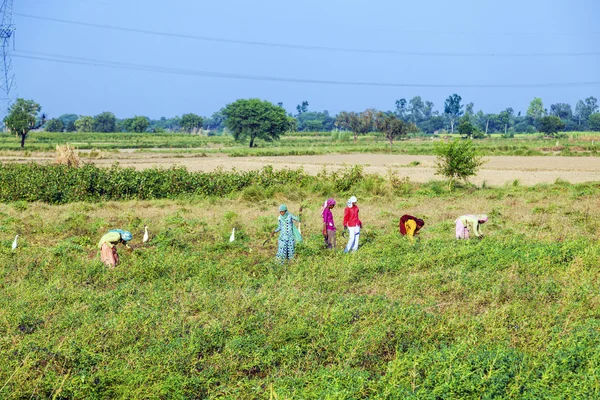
[434,139,485,190]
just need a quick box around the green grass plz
[2,131,600,157]
[1,177,600,398]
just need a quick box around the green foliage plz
[527,97,545,121]
[539,116,566,136]
[457,116,475,138]
[93,112,116,133]
[434,139,485,189]
[223,99,288,148]
[589,113,600,132]
[58,114,78,132]
[121,116,150,133]
[75,116,94,132]
[180,113,204,133]
[3,98,44,148]
[44,118,64,132]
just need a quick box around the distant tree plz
[526,97,545,122]
[93,112,116,132]
[296,110,335,131]
[180,113,203,133]
[223,98,288,148]
[287,116,297,132]
[375,112,415,147]
[434,139,484,190]
[444,93,464,133]
[347,109,375,142]
[203,111,224,131]
[549,103,573,120]
[3,98,45,147]
[574,96,598,126]
[296,101,309,116]
[58,114,78,132]
[75,116,94,132]
[538,115,565,136]
[457,116,476,138]
[408,96,425,124]
[588,113,600,132]
[498,108,514,134]
[335,111,351,131]
[394,98,408,120]
[129,116,149,133]
[45,118,64,132]
[423,101,435,121]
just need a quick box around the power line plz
[13,49,600,88]
[14,12,600,58]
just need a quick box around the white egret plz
[12,235,18,250]
[229,228,235,242]
[143,225,149,243]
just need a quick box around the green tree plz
[295,101,309,116]
[498,108,514,134]
[574,97,599,126]
[457,116,476,139]
[180,113,204,133]
[44,118,64,132]
[287,116,297,132]
[347,109,375,142]
[538,115,565,136]
[408,96,425,124]
[434,139,485,190]
[130,116,149,133]
[58,114,78,132]
[93,112,116,132]
[527,97,545,122]
[444,93,464,133]
[223,98,288,148]
[394,98,408,120]
[586,113,600,131]
[549,103,573,120]
[375,112,415,147]
[3,98,45,148]
[75,116,94,132]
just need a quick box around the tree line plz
[4,94,600,147]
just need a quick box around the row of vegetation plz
[5,95,600,148]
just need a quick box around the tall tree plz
[93,112,116,132]
[129,116,150,133]
[539,116,565,136]
[347,109,376,142]
[223,99,288,148]
[408,96,425,124]
[444,93,464,133]
[296,101,309,116]
[498,108,514,134]
[3,98,45,148]
[549,103,573,120]
[394,98,408,120]
[526,97,545,122]
[574,96,598,125]
[589,113,600,132]
[75,116,94,132]
[180,113,204,133]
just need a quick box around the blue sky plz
[11,0,600,119]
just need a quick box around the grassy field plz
[1,169,600,398]
[1,131,600,157]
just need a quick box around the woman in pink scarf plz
[455,214,488,239]
[321,198,337,249]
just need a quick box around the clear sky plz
[10,0,600,119]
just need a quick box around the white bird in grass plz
[12,235,18,251]
[230,228,235,242]
[143,225,149,244]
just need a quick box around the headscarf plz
[347,196,357,208]
[109,229,132,242]
[399,215,425,235]
[476,214,488,223]
[279,204,288,216]
[321,198,336,216]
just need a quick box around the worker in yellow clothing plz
[399,215,425,243]
[98,229,132,267]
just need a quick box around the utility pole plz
[0,0,15,126]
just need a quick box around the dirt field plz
[3,152,600,185]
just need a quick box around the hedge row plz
[0,163,313,203]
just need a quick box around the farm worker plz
[455,215,488,239]
[98,229,133,267]
[271,204,302,262]
[399,215,425,243]
[343,196,362,253]
[321,198,337,249]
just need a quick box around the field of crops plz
[1,165,599,398]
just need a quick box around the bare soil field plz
[2,152,600,185]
